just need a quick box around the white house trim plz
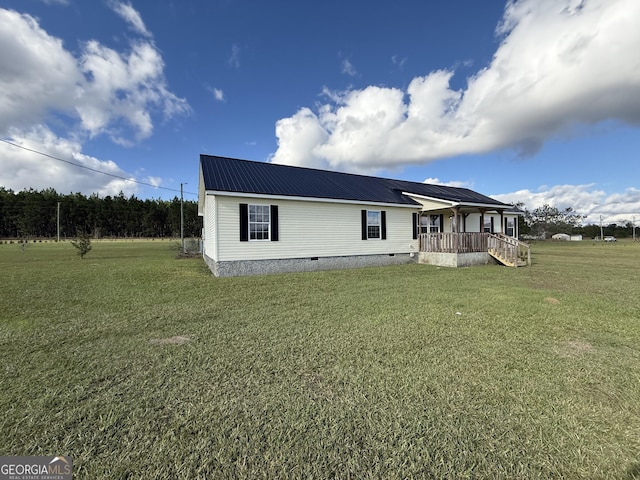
[205,190,421,209]
[402,191,511,210]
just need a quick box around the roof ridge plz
[200,154,476,191]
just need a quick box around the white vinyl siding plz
[464,213,482,233]
[465,212,519,234]
[202,194,217,260]
[214,195,417,261]
[405,196,451,211]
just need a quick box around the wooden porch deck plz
[419,232,530,267]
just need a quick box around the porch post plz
[499,210,505,234]
[451,206,460,252]
[479,208,486,233]
[450,207,460,233]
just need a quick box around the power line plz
[0,138,198,196]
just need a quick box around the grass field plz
[1,239,639,479]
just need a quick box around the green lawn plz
[1,239,639,479]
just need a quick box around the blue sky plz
[1,0,639,224]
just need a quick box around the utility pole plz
[57,202,60,242]
[180,183,186,254]
[599,215,604,241]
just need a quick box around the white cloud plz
[144,176,163,188]
[391,55,407,69]
[1,127,138,197]
[108,1,152,38]
[269,108,328,169]
[0,9,81,133]
[492,184,640,225]
[211,87,224,102]
[228,44,241,68]
[0,7,189,194]
[77,39,190,143]
[271,0,640,172]
[341,58,357,77]
[424,177,473,189]
[272,86,406,171]
[0,8,190,141]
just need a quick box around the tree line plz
[2,188,634,241]
[0,187,201,239]
[518,204,637,239]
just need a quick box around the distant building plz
[552,233,571,241]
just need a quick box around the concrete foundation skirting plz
[203,253,417,277]
[418,252,495,268]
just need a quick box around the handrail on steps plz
[487,233,531,266]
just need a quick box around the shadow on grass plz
[627,462,640,479]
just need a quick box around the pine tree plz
[71,232,92,259]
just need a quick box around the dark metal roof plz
[200,154,510,208]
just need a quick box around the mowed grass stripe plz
[1,240,639,478]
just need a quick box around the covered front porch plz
[418,232,531,267]
[402,188,530,268]
[411,200,530,267]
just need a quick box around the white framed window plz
[429,215,441,233]
[506,217,515,237]
[361,209,386,240]
[367,210,381,239]
[484,217,494,233]
[420,216,428,234]
[420,215,441,233]
[249,204,270,240]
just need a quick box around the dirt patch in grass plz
[150,335,192,345]
[545,297,560,304]
[556,339,595,358]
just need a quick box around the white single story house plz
[198,155,530,277]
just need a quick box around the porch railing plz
[419,232,531,267]
[487,233,531,267]
[419,232,488,253]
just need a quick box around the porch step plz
[488,249,528,267]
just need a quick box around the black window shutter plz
[361,210,367,240]
[270,205,279,241]
[412,213,418,239]
[381,211,387,240]
[490,217,494,233]
[239,203,248,241]
[439,214,444,232]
